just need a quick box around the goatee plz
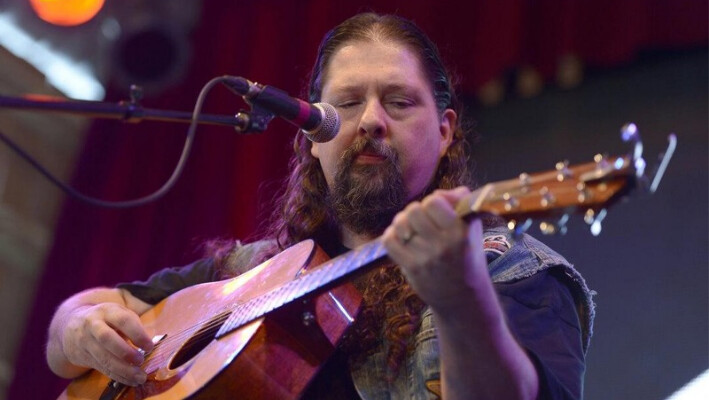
[327,138,406,236]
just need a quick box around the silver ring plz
[400,229,414,244]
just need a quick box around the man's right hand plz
[47,288,154,387]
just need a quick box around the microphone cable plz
[0,76,236,208]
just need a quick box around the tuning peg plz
[555,160,572,182]
[539,186,556,207]
[539,222,557,235]
[539,214,569,236]
[593,153,610,170]
[518,172,531,185]
[508,218,532,239]
[503,192,520,211]
[649,133,677,193]
[584,208,607,236]
[557,214,569,235]
[620,122,647,178]
[620,122,639,142]
[518,173,531,193]
[576,182,590,203]
[584,209,595,225]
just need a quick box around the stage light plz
[1,1,199,98]
[0,13,105,99]
[29,0,105,27]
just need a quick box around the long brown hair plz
[257,13,478,376]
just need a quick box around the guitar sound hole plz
[168,313,228,369]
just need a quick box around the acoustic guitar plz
[59,128,675,399]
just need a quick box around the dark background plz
[472,49,708,399]
[8,1,707,399]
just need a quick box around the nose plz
[357,99,387,138]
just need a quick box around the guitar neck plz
[217,153,637,338]
[217,239,389,337]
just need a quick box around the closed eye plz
[336,101,360,109]
[389,100,413,108]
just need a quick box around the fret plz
[218,145,645,339]
[283,273,310,304]
[367,240,386,263]
[217,242,384,337]
[314,258,339,286]
[350,245,373,268]
[329,251,355,278]
[246,295,266,321]
[304,260,331,290]
[277,271,306,308]
[355,240,385,272]
[230,300,252,328]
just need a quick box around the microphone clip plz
[233,105,275,134]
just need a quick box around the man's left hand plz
[382,186,488,313]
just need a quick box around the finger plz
[421,193,461,229]
[406,202,444,239]
[387,213,413,245]
[89,319,146,366]
[433,186,470,204]
[382,225,417,265]
[85,339,147,386]
[105,308,154,353]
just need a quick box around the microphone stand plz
[0,82,276,207]
[0,85,271,133]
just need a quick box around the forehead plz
[321,41,431,95]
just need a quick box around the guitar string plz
[141,267,338,369]
[146,240,388,369]
[144,177,597,359]
[142,162,627,370]
[223,239,384,330]
[142,162,624,368]
[138,176,601,372]
[139,178,613,372]
[145,173,618,368]
[485,183,615,208]
[140,241,386,370]
[219,242,377,331]
[486,159,616,196]
[143,176,569,365]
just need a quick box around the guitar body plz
[59,240,362,400]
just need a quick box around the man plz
[47,13,593,399]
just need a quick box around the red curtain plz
[9,1,705,398]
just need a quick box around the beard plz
[326,138,407,236]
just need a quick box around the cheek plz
[402,150,439,183]
[313,142,340,188]
[399,126,444,194]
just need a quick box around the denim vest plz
[348,226,595,400]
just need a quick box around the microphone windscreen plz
[304,103,340,143]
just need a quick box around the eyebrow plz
[328,82,423,96]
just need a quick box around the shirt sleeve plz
[495,267,587,400]
[116,258,219,305]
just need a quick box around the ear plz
[438,109,456,158]
[310,138,320,159]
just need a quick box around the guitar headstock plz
[457,123,677,236]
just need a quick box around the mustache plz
[341,138,397,164]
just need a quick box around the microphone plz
[221,76,340,142]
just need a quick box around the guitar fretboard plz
[216,153,639,338]
[216,239,388,338]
